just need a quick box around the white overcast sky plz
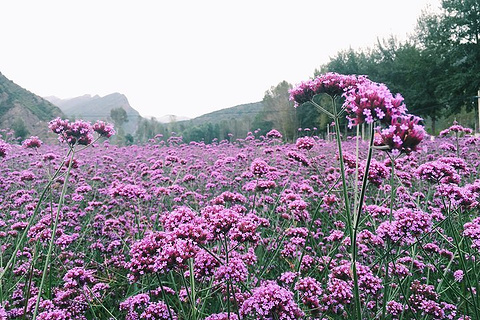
[0,0,439,119]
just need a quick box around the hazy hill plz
[171,101,264,141]
[46,93,140,135]
[0,72,64,139]
[181,101,264,127]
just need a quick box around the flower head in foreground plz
[49,117,94,145]
[290,72,411,129]
[344,82,407,127]
[289,72,365,107]
[375,114,425,155]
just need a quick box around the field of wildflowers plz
[0,73,479,319]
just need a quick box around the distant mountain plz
[46,93,141,135]
[170,101,264,141]
[0,72,64,140]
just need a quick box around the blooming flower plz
[92,120,116,137]
[266,129,283,139]
[416,160,460,184]
[453,270,464,282]
[48,117,94,145]
[250,158,270,176]
[289,72,364,107]
[344,82,407,127]
[375,114,425,155]
[295,136,315,150]
[439,121,473,137]
[22,136,43,149]
[239,281,304,319]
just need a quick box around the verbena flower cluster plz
[439,121,473,137]
[289,72,425,154]
[49,117,115,145]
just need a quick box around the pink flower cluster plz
[295,136,315,150]
[239,281,304,319]
[289,72,364,107]
[375,115,426,155]
[439,121,473,137]
[344,82,407,127]
[22,136,43,149]
[49,117,115,145]
[377,208,433,245]
[290,72,425,155]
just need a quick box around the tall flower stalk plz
[289,72,425,319]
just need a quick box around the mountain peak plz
[0,72,64,139]
[45,93,141,135]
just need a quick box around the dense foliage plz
[323,0,480,134]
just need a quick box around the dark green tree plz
[110,108,129,127]
[12,118,29,140]
[416,0,480,117]
[262,81,297,141]
[251,112,274,138]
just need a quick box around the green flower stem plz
[331,97,353,242]
[159,275,175,320]
[328,95,363,319]
[381,157,396,319]
[351,123,375,320]
[33,148,76,319]
[311,99,335,119]
[189,258,198,320]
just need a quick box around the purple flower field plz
[0,74,480,319]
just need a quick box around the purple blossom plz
[63,267,96,288]
[239,281,304,319]
[289,72,364,107]
[204,313,239,320]
[92,120,116,137]
[416,160,460,184]
[22,136,43,149]
[250,158,270,176]
[453,270,464,282]
[126,231,198,281]
[49,117,95,145]
[345,82,407,127]
[140,301,177,320]
[295,136,315,150]
[266,129,283,139]
[439,121,473,137]
[376,208,432,245]
[375,114,425,154]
